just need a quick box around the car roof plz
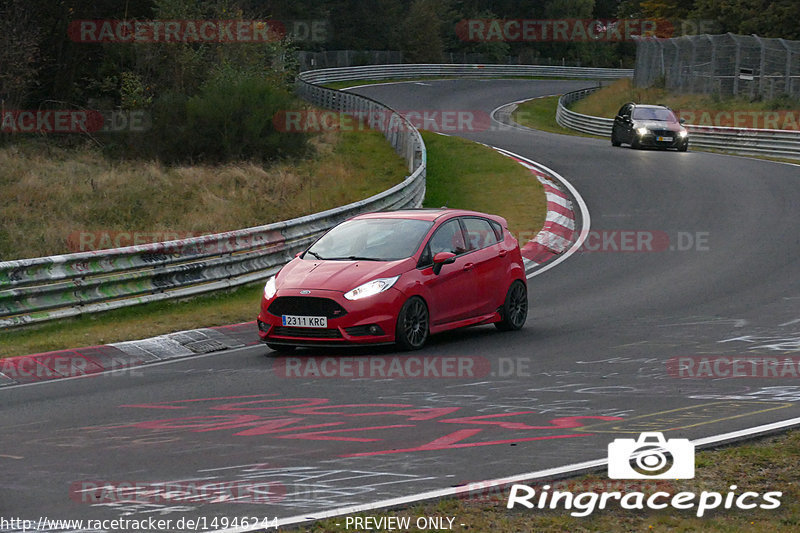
[352,208,496,222]
[631,103,673,110]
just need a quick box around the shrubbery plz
[111,69,309,163]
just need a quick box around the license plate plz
[282,315,327,328]
[657,136,673,142]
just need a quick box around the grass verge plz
[1,132,546,358]
[0,128,405,260]
[511,96,583,136]
[421,130,545,240]
[573,78,800,125]
[289,429,800,532]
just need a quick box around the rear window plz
[462,217,501,250]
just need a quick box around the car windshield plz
[632,107,677,121]
[304,217,433,261]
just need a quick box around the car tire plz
[495,280,528,331]
[631,136,641,149]
[396,296,429,350]
[678,142,688,152]
[611,131,621,147]
[266,343,296,354]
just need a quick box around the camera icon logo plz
[608,432,695,479]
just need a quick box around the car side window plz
[617,104,628,118]
[429,219,469,256]
[462,217,501,250]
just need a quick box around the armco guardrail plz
[0,75,426,328]
[556,87,800,160]
[299,63,633,84]
[1,64,631,328]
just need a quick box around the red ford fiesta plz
[257,208,527,351]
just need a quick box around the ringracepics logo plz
[608,432,694,479]
[507,432,782,517]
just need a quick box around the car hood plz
[635,120,684,132]
[276,257,414,292]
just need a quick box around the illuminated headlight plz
[344,275,399,301]
[263,276,277,300]
[678,130,688,138]
[636,127,649,136]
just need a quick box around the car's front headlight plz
[263,276,277,300]
[678,129,688,138]
[344,275,400,301]
[636,127,649,136]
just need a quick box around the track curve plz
[2,79,800,527]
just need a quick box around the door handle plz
[463,263,474,271]
[498,250,507,257]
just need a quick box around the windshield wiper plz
[329,255,382,261]
[305,250,326,260]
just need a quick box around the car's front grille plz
[267,297,347,319]
[271,326,343,339]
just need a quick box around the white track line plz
[489,147,591,278]
[213,415,800,532]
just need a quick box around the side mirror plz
[679,118,686,124]
[295,251,303,258]
[432,251,456,275]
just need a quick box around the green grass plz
[0,127,406,260]
[511,96,577,135]
[290,430,800,532]
[1,132,546,358]
[573,78,800,124]
[0,283,264,358]
[421,130,545,242]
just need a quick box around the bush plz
[182,73,308,163]
[109,71,309,164]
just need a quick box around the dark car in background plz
[612,103,689,151]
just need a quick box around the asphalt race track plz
[2,79,800,529]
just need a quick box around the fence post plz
[779,38,792,97]
[753,34,767,98]
[731,33,741,96]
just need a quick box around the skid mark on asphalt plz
[577,401,793,433]
[113,394,622,457]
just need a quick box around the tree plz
[0,0,41,108]
[400,0,447,63]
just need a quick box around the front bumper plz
[636,131,688,149]
[257,287,405,346]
